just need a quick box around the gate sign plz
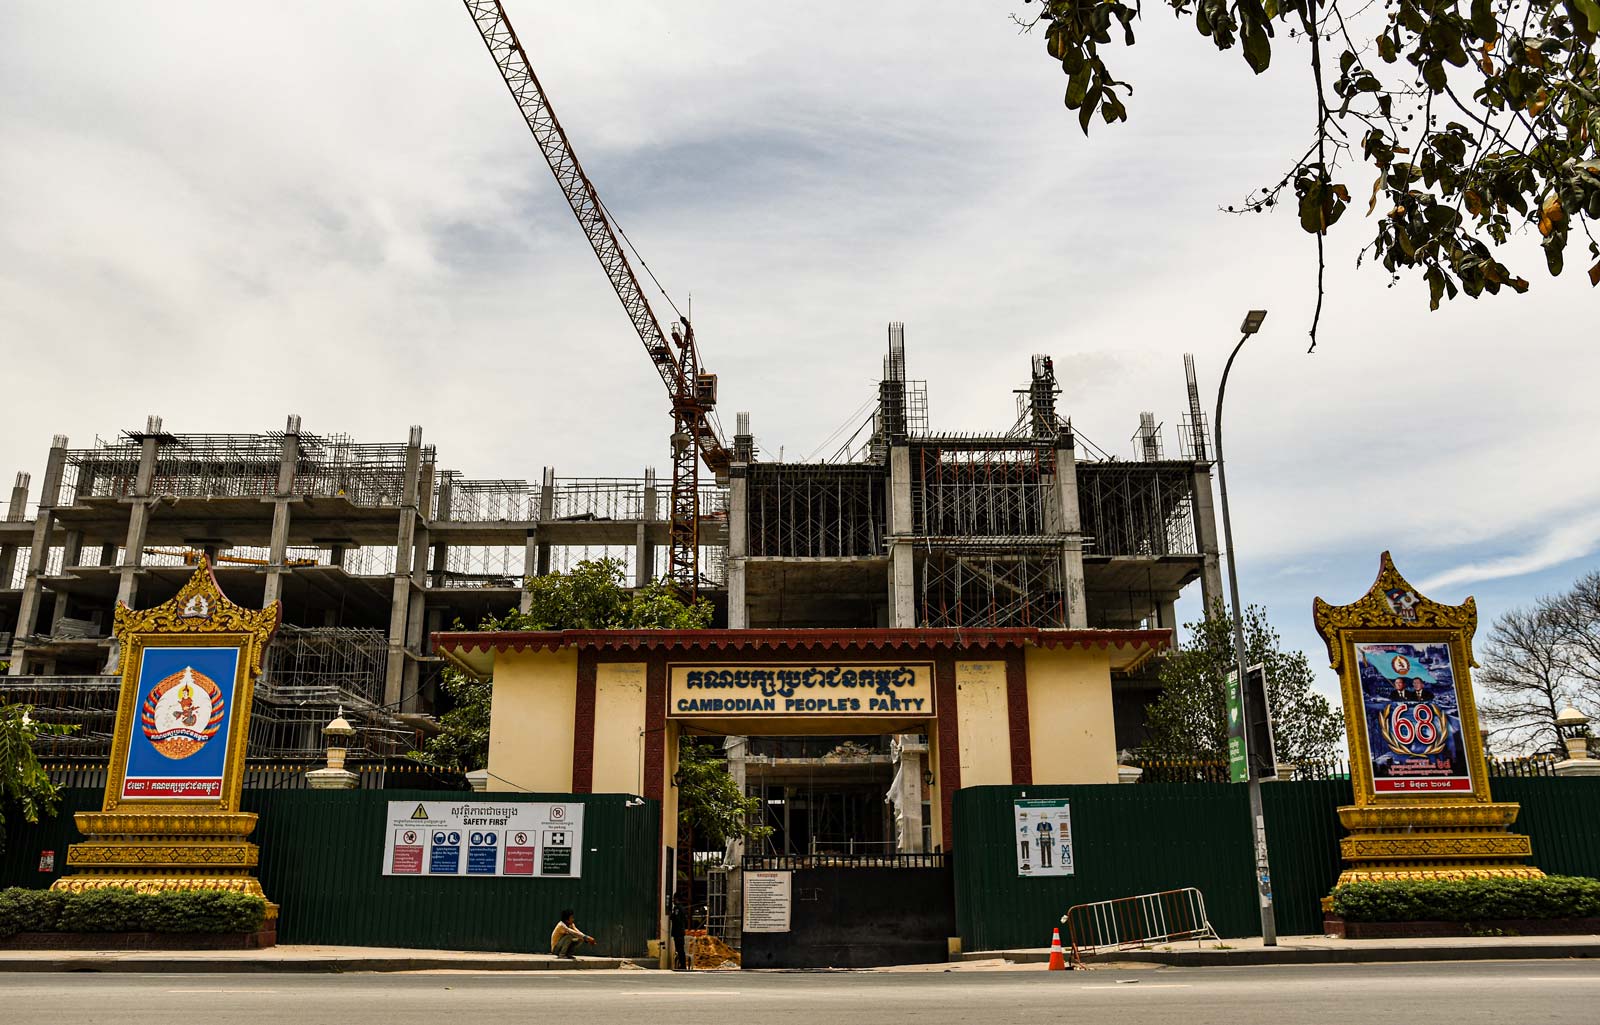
[1014,799,1074,877]
[743,870,792,933]
[668,664,934,718]
[382,801,584,878]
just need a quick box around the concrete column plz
[1191,465,1225,613]
[726,467,747,628]
[892,735,927,853]
[384,427,423,708]
[519,528,537,613]
[403,524,429,712]
[0,472,31,591]
[536,466,554,576]
[114,422,163,610]
[641,471,658,585]
[430,475,452,589]
[11,437,69,674]
[48,531,83,634]
[887,444,916,627]
[1054,445,1089,629]
[263,416,300,609]
[722,735,747,933]
[1157,594,1179,631]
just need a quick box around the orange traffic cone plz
[1047,927,1067,971]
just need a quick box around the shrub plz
[0,887,267,937]
[1331,876,1600,923]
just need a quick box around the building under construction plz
[0,328,1222,843]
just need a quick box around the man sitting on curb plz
[551,909,598,959]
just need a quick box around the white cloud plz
[1420,510,1600,593]
[1,0,1595,632]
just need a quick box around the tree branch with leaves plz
[1022,0,1599,348]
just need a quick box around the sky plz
[2,1,1596,710]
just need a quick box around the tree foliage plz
[0,701,77,852]
[1023,0,1599,341]
[1478,569,1600,753]
[1141,604,1344,763]
[411,559,711,772]
[675,738,771,850]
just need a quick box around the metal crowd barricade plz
[1061,887,1217,963]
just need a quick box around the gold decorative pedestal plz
[50,561,280,917]
[1335,803,1541,886]
[1314,553,1541,890]
[55,809,268,902]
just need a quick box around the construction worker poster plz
[121,645,242,800]
[383,801,584,878]
[1014,798,1074,877]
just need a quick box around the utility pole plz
[1213,308,1277,947]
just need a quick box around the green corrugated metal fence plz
[2,789,661,957]
[953,777,1600,950]
[244,790,660,956]
[6,778,1598,955]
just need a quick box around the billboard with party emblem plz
[121,645,243,800]
[1313,552,1539,886]
[1353,640,1472,795]
[54,558,281,903]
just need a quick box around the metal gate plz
[740,853,954,969]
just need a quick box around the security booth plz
[434,626,1166,967]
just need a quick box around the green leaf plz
[1376,33,1397,63]
[1243,19,1272,73]
[1065,65,1091,109]
[1422,59,1446,91]
[1470,0,1494,37]
[1575,0,1600,33]
[1263,0,1280,19]
[1079,82,1103,134]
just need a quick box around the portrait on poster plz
[1353,640,1472,796]
[120,645,241,800]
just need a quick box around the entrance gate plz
[739,853,955,969]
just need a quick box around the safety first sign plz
[383,800,583,878]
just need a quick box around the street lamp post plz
[1213,308,1278,947]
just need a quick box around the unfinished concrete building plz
[0,417,723,764]
[721,328,1223,855]
[1,328,1220,844]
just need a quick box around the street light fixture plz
[1213,308,1278,947]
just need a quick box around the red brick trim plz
[1004,649,1032,786]
[644,658,667,801]
[571,652,597,794]
[934,654,961,851]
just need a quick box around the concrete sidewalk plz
[0,944,653,973]
[960,932,1600,967]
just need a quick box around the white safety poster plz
[742,870,793,932]
[382,800,584,878]
[1014,798,1074,877]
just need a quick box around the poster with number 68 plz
[1354,640,1472,795]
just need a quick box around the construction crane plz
[462,1,730,598]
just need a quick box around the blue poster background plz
[1353,640,1472,793]
[123,645,241,790]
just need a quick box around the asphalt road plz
[1,961,1593,1025]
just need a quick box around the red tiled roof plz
[434,626,1169,657]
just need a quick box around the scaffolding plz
[0,676,120,758]
[912,443,1055,538]
[747,464,886,558]
[1077,462,1198,557]
[438,475,539,521]
[55,428,437,507]
[918,542,1069,628]
[292,433,434,507]
[258,625,389,707]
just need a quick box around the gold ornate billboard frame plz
[1312,552,1539,884]
[53,559,281,901]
